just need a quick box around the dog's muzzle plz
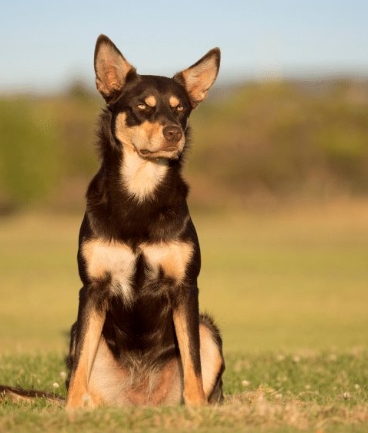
[139,125,184,160]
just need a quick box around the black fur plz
[65,36,224,408]
[0,37,224,407]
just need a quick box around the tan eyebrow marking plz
[169,96,180,108]
[145,95,157,107]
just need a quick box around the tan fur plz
[115,112,190,202]
[95,40,134,101]
[88,338,183,406]
[179,52,219,108]
[115,112,185,157]
[169,95,180,108]
[142,241,193,282]
[82,240,136,303]
[199,324,223,398]
[66,309,106,410]
[78,320,221,407]
[82,239,193,296]
[114,112,140,153]
[145,95,157,107]
[173,308,206,406]
[66,36,223,410]
[121,148,169,202]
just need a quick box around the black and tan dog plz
[0,35,224,409]
[65,35,224,409]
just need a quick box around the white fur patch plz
[121,150,168,202]
[82,240,136,303]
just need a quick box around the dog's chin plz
[138,148,181,161]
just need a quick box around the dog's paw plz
[183,390,207,407]
[66,393,98,413]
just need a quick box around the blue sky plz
[1,0,368,93]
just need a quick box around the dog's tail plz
[0,385,64,404]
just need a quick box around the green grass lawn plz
[0,200,368,432]
[1,350,367,433]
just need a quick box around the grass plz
[0,199,368,432]
[1,351,367,432]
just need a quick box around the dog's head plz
[94,35,220,161]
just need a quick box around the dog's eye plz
[176,105,184,112]
[137,104,146,110]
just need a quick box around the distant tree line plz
[0,79,367,213]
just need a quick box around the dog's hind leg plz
[199,314,225,403]
[66,285,107,411]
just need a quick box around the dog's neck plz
[120,148,169,203]
[94,112,188,209]
[85,112,190,242]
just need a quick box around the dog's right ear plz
[94,35,136,103]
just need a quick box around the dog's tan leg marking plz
[173,307,206,406]
[146,242,204,406]
[66,309,106,411]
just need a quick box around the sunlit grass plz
[196,200,368,352]
[0,200,368,353]
[0,200,368,432]
[1,350,368,432]
[0,214,80,352]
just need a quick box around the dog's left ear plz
[94,35,136,103]
[174,48,220,108]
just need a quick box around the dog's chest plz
[81,239,193,303]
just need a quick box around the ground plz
[0,199,367,432]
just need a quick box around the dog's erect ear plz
[174,48,220,108]
[94,35,136,103]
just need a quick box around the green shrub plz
[0,98,61,210]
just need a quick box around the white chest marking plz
[121,151,168,202]
[82,240,136,303]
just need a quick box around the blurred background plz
[0,0,367,354]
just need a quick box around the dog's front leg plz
[66,286,106,411]
[172,285,206,406]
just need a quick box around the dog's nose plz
[163,125,183,143]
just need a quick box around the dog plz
[0,35,224,409]
[65,35,224,409]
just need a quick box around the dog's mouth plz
[139,147,180,160]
